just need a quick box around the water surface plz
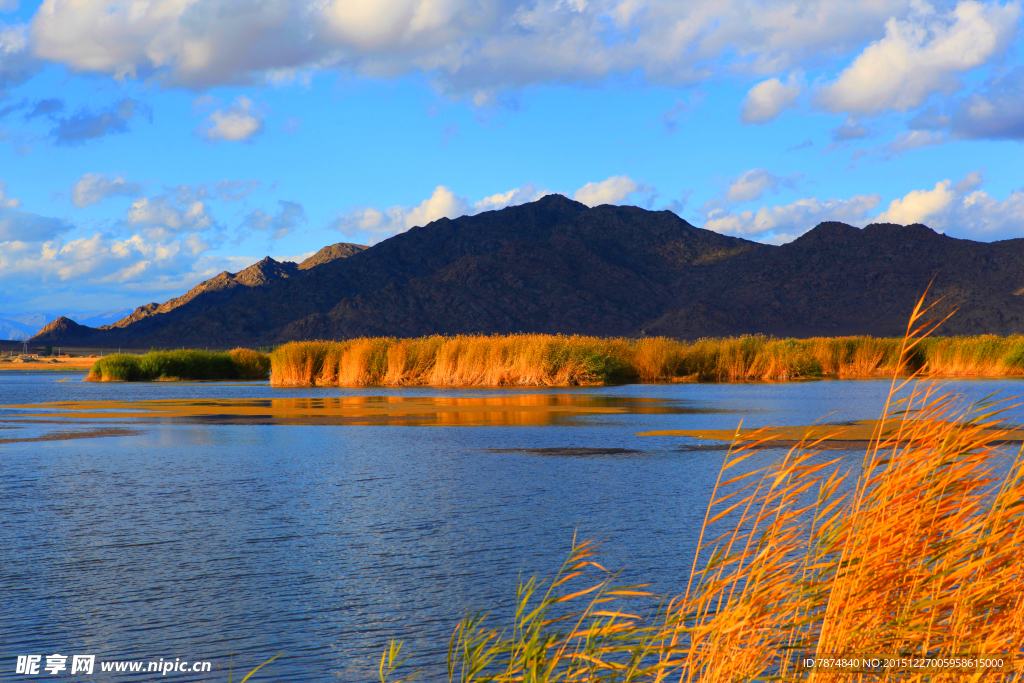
[3,372,1023,681]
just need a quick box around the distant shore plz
[0,355,97,372]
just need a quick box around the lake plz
[3,372,1023,681]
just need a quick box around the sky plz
[0,0,1023,334]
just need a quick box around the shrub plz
[87,348,270,381]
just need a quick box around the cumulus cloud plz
[125,195,213,240]
[195,96,264,143]
[50,98,146,146]
[816,0,1021,116]
[18,0,966,101]
[331,176,658,244]
[240,200,306,239]
[877,180,956,224]
[873,171,1024,240]
[0,226,240,313]
[740,74,802,124]
[885,129,947,155]
[723,169,801,203]
[332,185,470,243]
[71,173,144,208]
[852,128,949,160]
[703,194,881,242]
[473,183,548,213]
[573,175,655,207]
[0,23,39,89]
[0,178,19,208]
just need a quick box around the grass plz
[379,295,1024,682]
[87,348,270,382]
[270,333,1024,386]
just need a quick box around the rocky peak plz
[234,257,299,287]
[30,316,91,342]
[298,243,368,270]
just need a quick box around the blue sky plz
[1,0,1023,334]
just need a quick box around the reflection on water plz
[640,418,1024,448]
[4,373,1024,681]
[2,394,722,429]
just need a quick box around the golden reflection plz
[639,418,1024,445]
[2,394,692,427]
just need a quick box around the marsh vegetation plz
[87,348,270,381]
[270,333,1024,386]
[377,298,1024,682]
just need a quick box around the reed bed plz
[271,333,1024,386]
[87,348,270,381]
[379,297,1024,682]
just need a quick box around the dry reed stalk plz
[378,293,1024,683]
[271,333,1024,387]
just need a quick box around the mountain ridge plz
[29,196,1024,347]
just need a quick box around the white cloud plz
[816,1,1021,116]
[876,180,955,223]
[332,185,471,243]
[473,183,548,213]
[0,225,248,312]
[22,0,966,102]
[0,179,20,208]
[740,74,802,124]
[71,173,144,208]
[195,96,264,143]
[723,168,799,203]
[885,129,947,155]
[703,194,881,242]
[126,195,214,240]
[0,22,39,88]
[875,172,1024,239]
[573,175,654,207]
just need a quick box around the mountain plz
[73,309,134,327]
[297,243,367,269]
[74,242,366,336]
[28,196,1024,347]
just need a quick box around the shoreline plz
[0,356,97,372]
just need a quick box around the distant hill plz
[29,196,1024,347]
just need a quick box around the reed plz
[271,333,1024,386]
[87,348,271,381]
[380,296,1024,682]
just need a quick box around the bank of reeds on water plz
[271,332,1024,386]
[377,295,1024,682]
[87,348,270,381]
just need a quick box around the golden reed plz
[271,333,1024,386]
[375,296,1024,682]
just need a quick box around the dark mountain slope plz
[644,222,1024,338]
[102,256,301,331]
[29,196,1024,347]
